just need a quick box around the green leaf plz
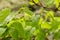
[54,0,60,8]
[54,30,60,40]
[46,11,54,18]
[54,17,60,22]
[0,8,11,22]
[41,22,51,29]
[58,7,60,10]
[24,6,33,15]
[46,0,54,7]
[9,27,18,40]
[36,29,46,40]
[0,8,11,26]
[10,21,25,38]
[24,26,32,40]
[0,11,17,26]
[31,15,40,27]
[0,28,6,37]
[49,20,59,33]
[2,28,9,38]
[29,1,34,5]
[33,0,40,4]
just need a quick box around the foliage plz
[0,0,60,40]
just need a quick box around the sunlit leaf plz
[33,0,40,4]
[47,11,54,18]
[41,22,51,29]
[54,17,60,22]
[38,18,43,25]
[29,1,34,5]
[18,18,25,27]
[54,0,59,8]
